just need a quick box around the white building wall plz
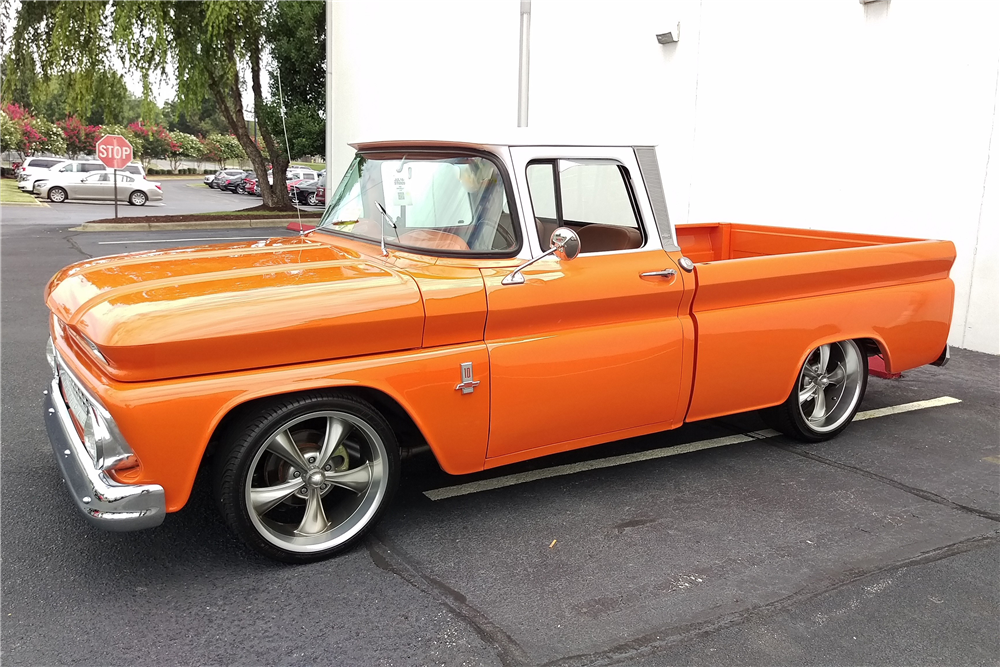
[330,0,999,354]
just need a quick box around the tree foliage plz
[3,1,325,205]
[167,131,203,172]
[1,103,67,157]
[57,115,103,156]
[127,120,174,168]
[206,132,246,169]
[264,0,326,159]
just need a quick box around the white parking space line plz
[853,396,962,421]
[424,396,963,501]
[97,236,270,245]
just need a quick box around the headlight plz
[56,350,136,471]
[36,180,48,188]
[83,404,135,470]
[46,337,56,374]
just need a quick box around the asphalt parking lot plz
[1,220,997,666]
[2,177,322,227]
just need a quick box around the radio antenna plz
[275,66,304,236]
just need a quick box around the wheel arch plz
[201,384,431,474]
[762,333,884,416]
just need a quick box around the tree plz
[2,103,66,156]
[200,135,222,170]
[265,0,326,160]
[4,1,312,209]
[58,115,103,156]
[162,97,229,137]
[128,120,172,168]
[1,109,23,158]
[167,131,203,172]
[206,133,245,169]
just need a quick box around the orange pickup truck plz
[44,138,955,562]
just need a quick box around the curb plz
[71,218,318,232]
[1,200,49,207]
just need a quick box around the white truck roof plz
[351,130,657,152]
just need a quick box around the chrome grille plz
[58,364,96,460]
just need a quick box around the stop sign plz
[96,135,134,169]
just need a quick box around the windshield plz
[318,154,518,254]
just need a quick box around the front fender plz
[64,342,490,512]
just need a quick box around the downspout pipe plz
[517,0,531,127]
[325,0,335,192]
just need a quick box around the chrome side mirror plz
[550,227,581,261]
[502,226,581,285]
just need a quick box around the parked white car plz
[207,169,243,188]
[36,171,163,206]
[31,160,109,193]
[120,162,146,179]
[16,156,65,191]
[266,168,319,185]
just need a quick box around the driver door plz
[483,147,688,463]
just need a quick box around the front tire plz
[48,187,67,203]
[761,340,868,442]
[213,392,400,563]
[128,190,147,206]
[307,193,318,206]
[236,183,246,195]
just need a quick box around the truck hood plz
[46,236,424,382]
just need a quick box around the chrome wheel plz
[129,191,147,206]
[244,410,389,555]
[307,193,318,206]
[48,187,67,203]
[796,341,864,433]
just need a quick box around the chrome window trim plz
[634,146,679,252]
[510,146,665,258]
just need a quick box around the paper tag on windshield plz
[389,175,412,207]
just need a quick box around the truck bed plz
[675,223,956,423]
[676,222,920,262]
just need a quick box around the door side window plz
[525,160,645,254]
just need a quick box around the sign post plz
[95,135,134,219]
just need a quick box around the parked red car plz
[315,174,326,205]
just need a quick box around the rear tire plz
[48,187,67,203]
[128,190,147,206]
[213,391,400,563]
[307,193,318,206]
[760,340,868,442]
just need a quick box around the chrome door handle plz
[640,269,677,278]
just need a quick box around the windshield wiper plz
[375,201,400,257]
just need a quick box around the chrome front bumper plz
[45,376,165,531]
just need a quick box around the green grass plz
[0,178,42,205]
[290,161,326,171]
